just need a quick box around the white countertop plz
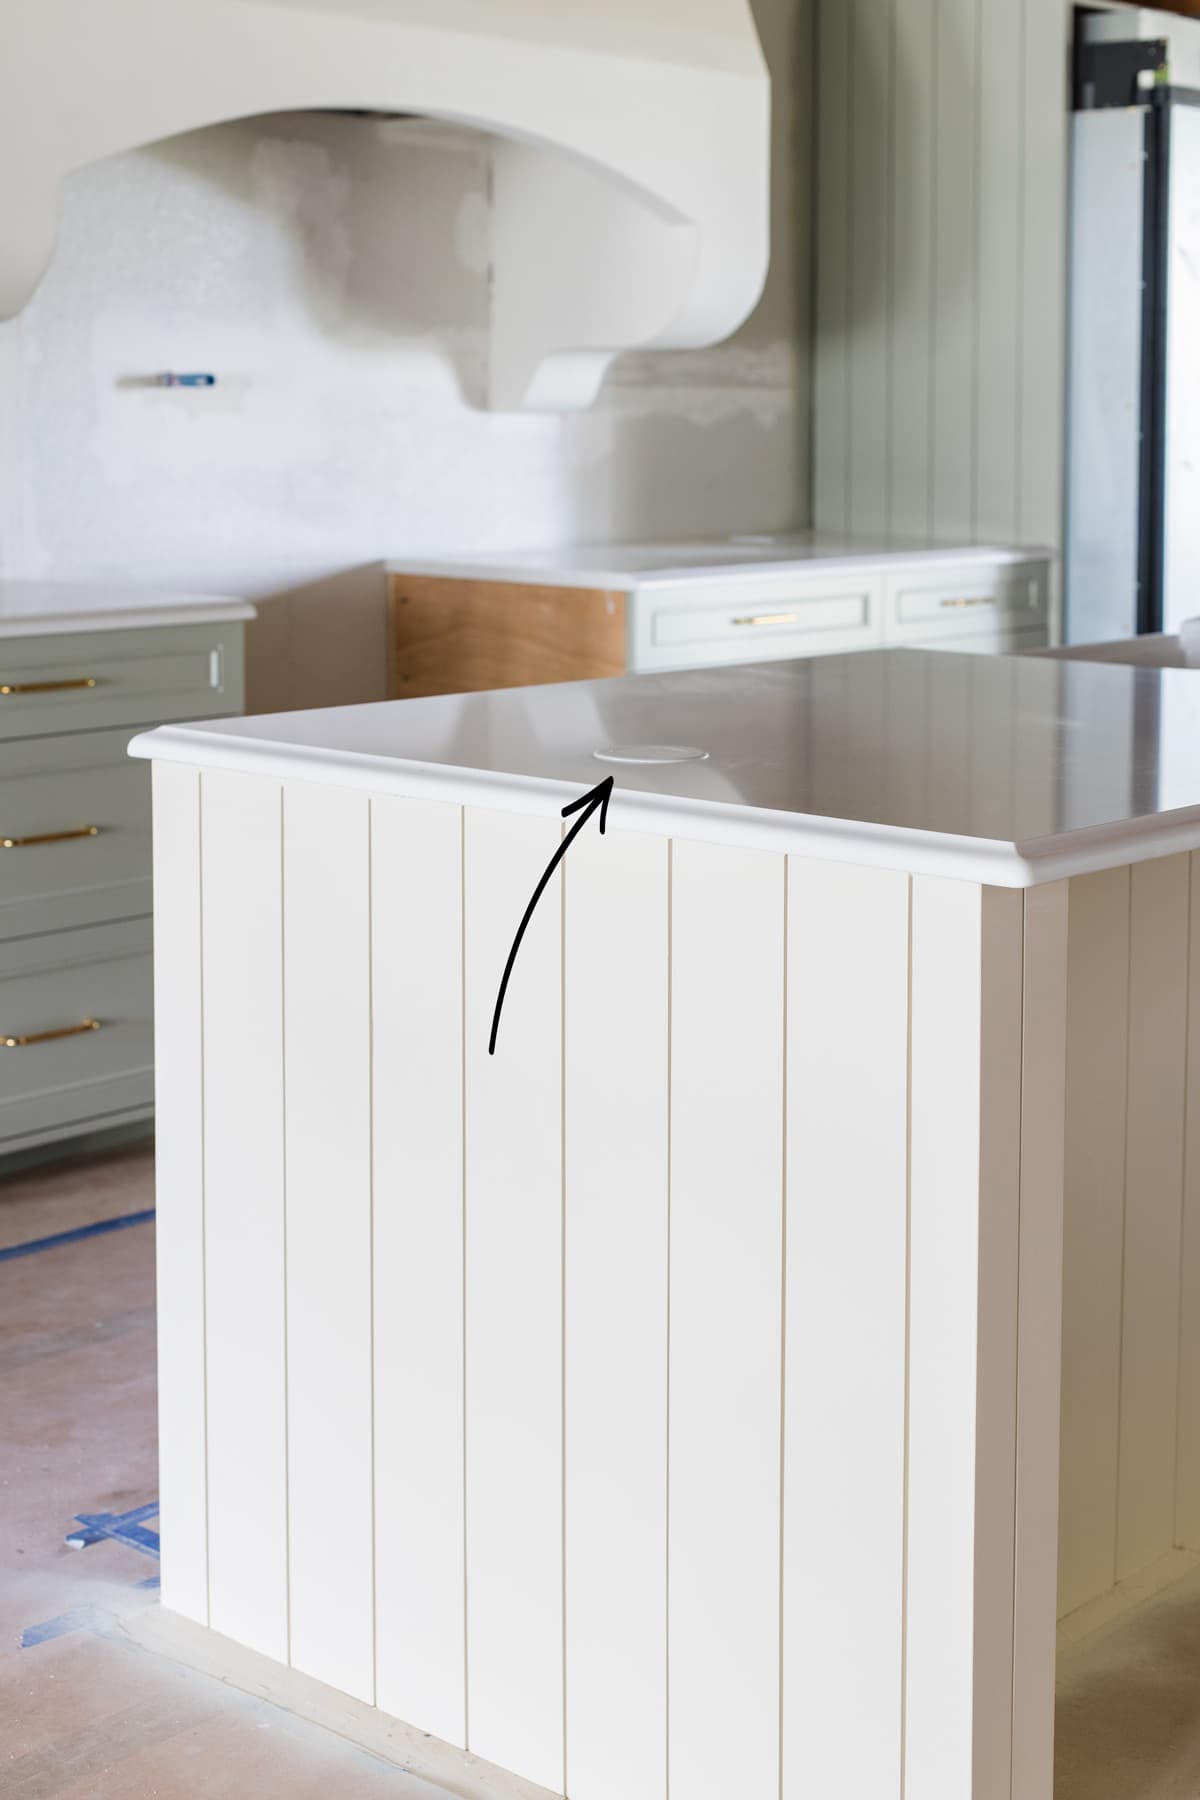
[0,581,256,639]
[386,534,1052,591]
[131,647,1200,886]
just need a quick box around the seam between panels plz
[1173,856,1194,1547]
[777,858,789,1800]
[367,802,378,1705]
[461,806,470,1749]
[560,821,568,1800]
[1114,864,1135,1586]
[1008,892,1028,1800]
[900,873,913,1800]
[280,783,293,1667]
[198,772,212,1627]
[665,838,673,1800]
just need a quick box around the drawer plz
[0,731,151,942]
[629,576,884,672]
[884,563,1048,643]
[0,621,244,742]
[0,918,153,1151]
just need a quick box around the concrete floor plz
[4,1140,1200,1798]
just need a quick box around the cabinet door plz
[885,562,1049,647]
[0,622,244,740]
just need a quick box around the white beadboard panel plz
[813,0,853,534]
[782,859,908,1798]
[463,807,564,1794]
[1178,852,1200,1547]
[975,0,1023,542]
[1117,853,1190,1580]
[563,826,668,1800]
[815,0,1069,554]
[1012,882,1069,1800]
[1057,867,1129,1617]
[199,769,288,1664]
[906,878,1022,1800]
[371,795,465,1746]
[151,762,207,1625]
[668,838,784,1800]
[283,782,374,1703]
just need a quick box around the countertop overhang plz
[0,581,256,638]
[130,647,1200,887]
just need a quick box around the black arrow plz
[488,776,614,1056]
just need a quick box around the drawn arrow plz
[488,775,614,1056]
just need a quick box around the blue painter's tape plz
[135,1575,161,1591]
[73,1506,159,1559]
[21,1605,101,1648]
[65,1500,160,1550]
[0,1209,155,1265]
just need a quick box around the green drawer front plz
[0,622,244,741]
[0,731,151,941]
[0,920,153,1149]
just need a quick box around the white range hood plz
[1,0,770,411]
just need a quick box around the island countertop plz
[130,646,1200,887]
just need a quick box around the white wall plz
[0,0,811,709]
[811,0,1071,562]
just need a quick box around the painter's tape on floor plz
[20,1606,104,1649]
[0,1209,155,1264]
[67,1502,160,1558]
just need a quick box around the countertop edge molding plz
[129,725,1200,889]
[0,599,258,640]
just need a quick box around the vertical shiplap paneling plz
[1117,854,1190,1579]
[563,827,668,1800]
[975,0,1023,541]
[814,0,1070,558]
[371,796,465,1746]
[283,782,374,1701]
[1012,882,1069,1800]
[847,0,894,539]
[1177,853,1200,1546]
[668,839,784,1800]
[930,0,980,541]
[888,0,937,540]
[783,860,909,1797]
[813,0,854,535]
[1057,867,1129,1618]
[463,807,563,1794]
[200,769,288,1663]
[906,879,1022,1800]
[1018,0,1070,557]
[152,762,208,1624]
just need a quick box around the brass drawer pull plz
[938,596,997,610]
[2,1018,102,1048]
[1,825,100,849]
[731,612,799,627]
[0,676,98,695]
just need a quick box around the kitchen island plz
[131,647,1200,1800]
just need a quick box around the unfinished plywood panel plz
[783,859,909,1796]
[151,762,207,1626]
[463,807,563,1793]
[200,769,288,1664]
[668,838,784,1800]
[388,576,626,701]
[1058,867,1129,1618]
[1117,854,1190,1580]
[283,783,374,1702]
[1178,851,1200,1546]
[371,795,466,1747]
[563,826,668,1800]
[906,878,1022,1800]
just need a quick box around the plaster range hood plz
[1,0,771,411]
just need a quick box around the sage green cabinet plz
[0,614,247,1158]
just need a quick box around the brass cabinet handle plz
[1,825,100,849]
[0,677,98,695]
[2,1018,101,1048]
[938,596,997,610]
[731,612,799,627]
